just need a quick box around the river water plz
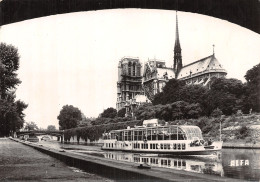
[38,140,260,181]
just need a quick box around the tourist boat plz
[101,119,222,155]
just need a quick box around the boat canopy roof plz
[108,125,203,140]
[178,125,203,140]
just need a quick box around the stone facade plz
[116,57,143,111]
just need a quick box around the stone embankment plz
[10,138,243,182]
[222,124,260,149]
[0,138,111,181]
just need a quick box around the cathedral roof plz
[156,68,175,80]
[177,54,227,79]
[143,59,175,80]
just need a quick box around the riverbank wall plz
[223,141,260,149]
[11,138,241,182]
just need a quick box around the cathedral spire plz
[173,11,182,78]
[175,11,181,50]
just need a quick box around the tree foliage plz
[57,105,82,130]
[78,113,93,127]
[211,108,223,118]
[117,108,126,117]
[0,43,21,98]
[152,77,251,117]
[0,43,27,136]
[153,79,185,105]
[244,63,260,112]
[24,121,39,131]
[64,120,142,142]
[47,125,56,131]
[135,101,202,121]
[204,78,246,115]
[153,79,207,111]
[100,107,117,118]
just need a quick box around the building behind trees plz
[116,12,227,116]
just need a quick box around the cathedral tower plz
[173,11,182,77]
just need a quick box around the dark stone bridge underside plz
[16,130,63,137]
[0,0,259,34]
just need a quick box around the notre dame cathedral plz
[116,12,227,117]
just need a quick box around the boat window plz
[118,131,123,141]
[134,130,138,141]
[151,128,157,140]
[138,130,143,141]
[124,131,128,141]
[115,132,119,140]
[182,161,186,168]
[127,131,132,141]
[178,161,182,168]
[103,134,107,140]
[147,129,152,140]
[158,128,164,140]
[168,160,171,167]
[111,133,115,140]
[174,160,177,167]
[160,144,163,149]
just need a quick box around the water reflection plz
[222,149,260,181]
[103,152,224,177]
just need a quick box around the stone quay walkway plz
[0,138,112,182]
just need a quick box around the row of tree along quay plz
[60,63,260,146]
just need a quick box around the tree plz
[117,108,126,117]
[47,125,56,131]
[152,79,185,105]
[24,122,39,131]
[135,101,201,121]
[100,107,117,118]
[57,105,82,130]
[244,63,260,112]
[0,43,21,99]
[204,78,246,116]
[0,43,27,136]
[78,113,93,127]
[211,108,223,118]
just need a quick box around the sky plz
[0,9,259,129]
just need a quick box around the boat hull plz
[102,148,220,155]
[101,141,223,155]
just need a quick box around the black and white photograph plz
[0,0,260,181]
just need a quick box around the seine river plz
[39,140,260,181]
